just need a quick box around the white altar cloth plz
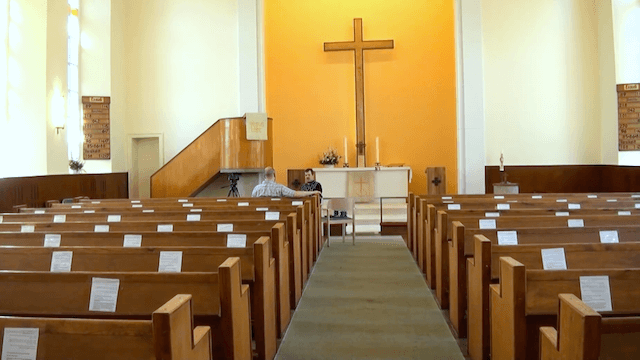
[313,167,411,199]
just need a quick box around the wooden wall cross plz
[324,18,394,167]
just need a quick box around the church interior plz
[0,0,639,359]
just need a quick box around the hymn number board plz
[82,96,110,160]
[618,84,640,151]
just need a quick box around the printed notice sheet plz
[217,199,227,202]
[142,209,154,213]
[292,201,303,206]
[227,234,247,248]
[84,210,95,214]
[568,204,581,210]
[190,208,202,212]
[271,198,281,201]
[442,196,452,200]
[497,231,518,245]
[123,234,142,247]
[107,215,121,223]
[588,195,598,199]
[43,234,61,248]
[496,204,510,210]
[447,204,461,210]
[71,205,81,209]
[485,212,500,218]
[541,248,567,270]
[92,201,100,204]
[256,208,269,211]
[157,224,173,232]
[182,203,193,207]
[618,211,631,216]
[532,195,543,199]
[568,219,584,228]
[607,199,618,202]
[265,212,280,220]
[132,204,143,208]
[53,215,66,223]
[555,212,569,217]
[599,230,619,244]
[158,251,183,273]
[580,276,613,312]
[178,199,188,203]
[1,328,39,360]
[187,214,201,222]
[50,251,73,272]
[556,199,567,203]
[131,200,141,203]
[217,224,233,232]
[636,203,640,209]
[20,225,34,233]
[94,225,109,233]
[34,210,45,214]
[493,195,504,199]
[0,216,3,223]
[479,219,496,229]
[89,278,120,312]
[238,202,249,206]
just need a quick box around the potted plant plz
[69,159,85,174]
[319,148,341,168]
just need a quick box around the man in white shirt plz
[252,167,321,198]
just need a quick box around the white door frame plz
[127,133,164,198]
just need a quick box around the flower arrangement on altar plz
[69,158,85,173]
[319,147,341,165]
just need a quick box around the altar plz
[313,167,411,199]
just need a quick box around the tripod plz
[227,173,240,197]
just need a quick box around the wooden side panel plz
[448,221,466,337]
[435,211,450,309]
[467,235,492,360]
[490,257,526,360]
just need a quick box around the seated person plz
[252,167,321,198]
[300,168,322,198]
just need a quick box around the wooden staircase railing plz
[150,115,273,198]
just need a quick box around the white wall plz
[482,0,604,166]
[613,0,640,165]
[597,0,618,165]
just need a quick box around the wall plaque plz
[618,84,640,151]
[82,96,110,160]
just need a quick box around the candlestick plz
[344,136,348,164]
[376,137,380,164]
[499,151,504,172]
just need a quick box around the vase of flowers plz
[69,159,85,174]
[319,148,341,168]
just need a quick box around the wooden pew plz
[0,294,212,359]
[490,256,640,360]
[0,257,251,360]
[540,293,640,360]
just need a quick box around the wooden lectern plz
[425,167,446,195]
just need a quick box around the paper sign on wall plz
[44,234,61,248]
[227,234,247,248]
[89,278,120,312]
[568,219,584,228]
[479,219,496,229]
[1,328,39,360]
[580,276,613,312]
[265,212,280,220]
[53,215,66,223]
[217,224,233,232]
[157,224,173,232]
[158,251,183,273]
[541,248,567,270]
[497,231,518,245]
[50,251,73,272]
[599,230,619,244]
[123,234,142,247]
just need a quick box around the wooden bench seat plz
[0,294,212,360]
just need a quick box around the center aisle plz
[276,236,465,359]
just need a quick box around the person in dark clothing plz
[300,168,322,198]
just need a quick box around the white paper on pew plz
[507,200,518,203]
[158,251,183,273]
[532,195,543,199]
[227,234,247,248]
[53,215,66,223]
[190,208,202,212]
[142,209,154,213]
[238,202,249,206]
[92,201,101,204]
[265,212,280,220]
[541,248,567,270]
[1,327,39,360]
[182,203,194,207]
[479,219,496,229]
[178,199,188,203]
[107,215,121,223]
[485,212,500,217]
[555,212,570,216]
[443,200,453,204]
[497,231,518,245]
[556,199,567,203]
[132,204,143,208]
[187,214,201,222]
[131,200,141,204]
[633,195,640,198]
[44,234,61,247]
[447,204,461,210]
[618,211,631,216]
[256,208,269,211]
[607,199,618,202]
[568,203,581,210]
[580,276,612,312]
[217,224,233,232]
[442,196,452,200]
[94,225,109,233]
[292,201,303,206]
[496,204,510,210]
[123,234,142,247]
[568,219,584,228]
[0,215,3,223]
[89,278,120,312]
[84,210,95,214]
[34,210,45,214]
[635,203,640,209]
[21,225,34,233]
[493,195,504,199]
[599,230,619,244]
[217,199,227,202]
[271,198,281,201]
[71,205,81,209]
[157,224,173,232]
[50,251,73,272]
[588,195,598,199]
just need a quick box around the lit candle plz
[344,136,348,164]
[376,137,380,164]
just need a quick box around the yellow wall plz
[265,0,457,194]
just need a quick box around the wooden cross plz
[324,18,394,167]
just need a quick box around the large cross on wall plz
[324,18,394,167]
